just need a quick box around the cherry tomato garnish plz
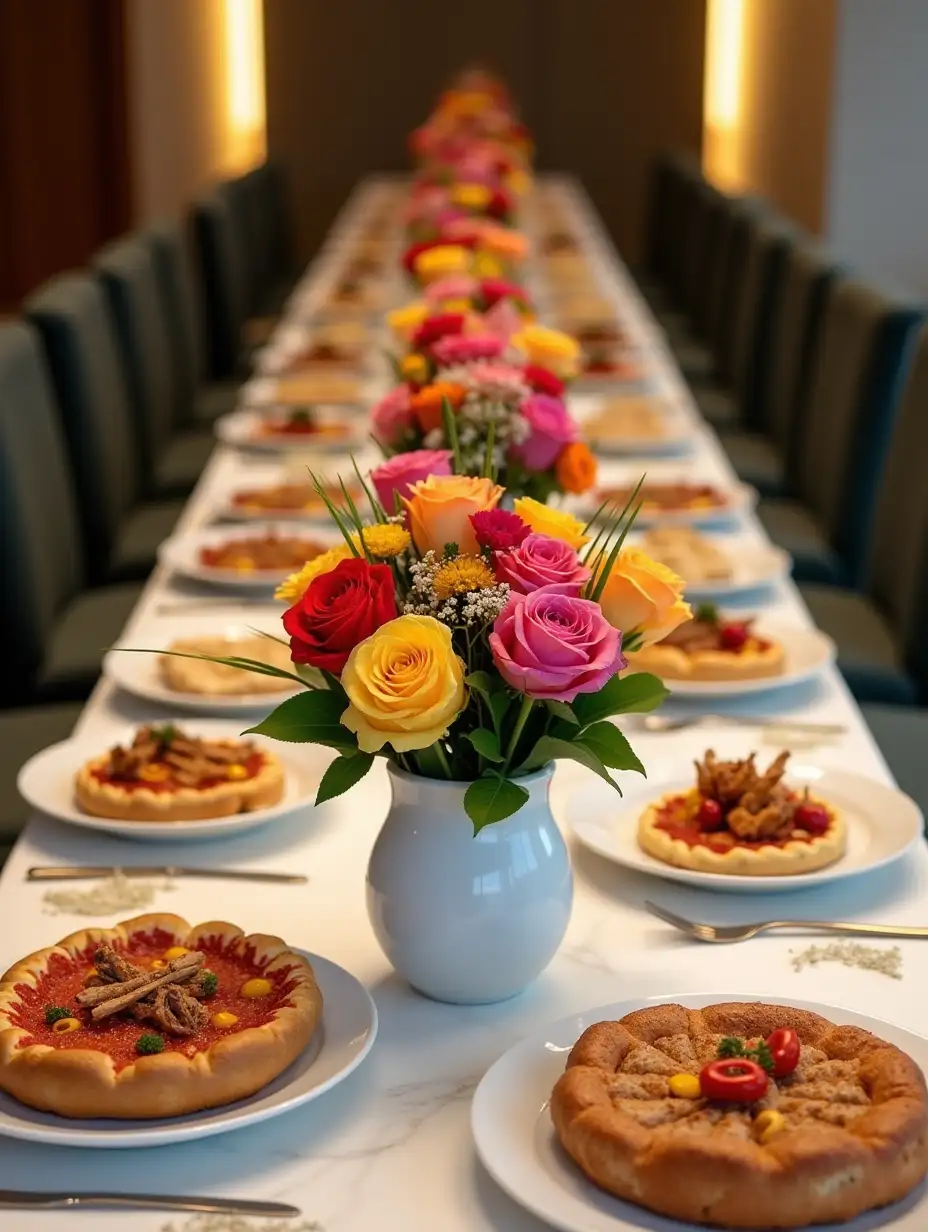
[698,798,725,831]
[720,623,749,652]
[765,1027,801,1077]
[794,801,830,835]
[699,1058,769,1103]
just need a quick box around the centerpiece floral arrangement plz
[164,468,690,833]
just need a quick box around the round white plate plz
[103,618,301,715]
[158,521,340,590]
[626,534,791,599]
[584,482,756,528]
[631,625,836,698]
[216,408,366,454]
[213,463,368,524]
[472,992,928,1232]
[17,719,330,841]
[564,758,923,893]
[0,952,377,1148]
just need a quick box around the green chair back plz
[147,219,207,419]
[192,190,250,378]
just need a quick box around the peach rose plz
[596,548,691,647]
[404,474,504,556]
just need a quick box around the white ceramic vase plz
[366,763,573,1004]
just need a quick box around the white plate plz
[627,533,791,598]
[158,521,340,590]
[472,992,928,1232]
[581,482,756,527]
[630,624,836,698]
[565,758,923,893]
[216,408,366,454]
[213,463,369,524]
[0,952,377,1148]
[103,617,301,715]
[17,719,330,841]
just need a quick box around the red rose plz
[486,188,513,220]
[524,364,565,397]
[282,558,397,674]
[411,313,466,351]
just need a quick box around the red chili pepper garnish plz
[699,1058,769,1102]
[765,1027,800,1078]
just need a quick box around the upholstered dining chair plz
[757,278,923,588]
[95,236,214,498]
[797,324,928,705]
[147,220,239,425]
[192,189,252,379]
[718,239,839,497]
[25,273,185,583]
[0,323,142,705]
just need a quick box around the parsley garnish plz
[149,724,179,748]
[136,1032,165,1055]
[44,1005,72,1026]
[695,602,720,625]
[716,1036,775,1074]
[200,970,219,998]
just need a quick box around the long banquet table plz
[1,177,927,1231]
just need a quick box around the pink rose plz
[489,587,626,703]
[482,298,523,345]
[425,274,478,306]
[432,333,505,367]
[494,533,591,596]
[514,394,577,471]
[371,448,453,510]
[371,386,413,447]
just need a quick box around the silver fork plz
[645,901,928,944]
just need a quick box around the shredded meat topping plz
[695,750,799,840]
[105,726,258,789]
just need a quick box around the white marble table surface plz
[0,177,925,1232]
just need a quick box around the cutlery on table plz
[0,1190,300,1216]
[642,714,847,736]
[645,901,928,944]
[27,866,308,885]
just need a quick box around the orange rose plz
[403,474,504,556]
[409,381,467,434]
[555,441,597,494]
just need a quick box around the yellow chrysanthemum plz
[275,544,353,603]
[400,353,430,385]
[440,298,474,314]
[352,524,412,559]
[432,555,497,600]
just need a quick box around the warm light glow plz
[703,0,745,188]
[224,0,267,170]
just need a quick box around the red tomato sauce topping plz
[654,793,828,852]
[92,751,265,794]
[10,927,298,1070]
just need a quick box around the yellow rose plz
[450,182,492,211]
[387,301,428,340]
[414,245,471,284]
[341,615,466,753]
[597,548,691,646]
[512,497,590,550]
[471,251,502,279]
[440,297,474,314]
[400,353,430,385]
[507,168,532,197]
[404,474,503,556]
[511,323,580,379]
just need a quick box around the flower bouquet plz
[153,470,687,1001]
[372,310,593,501]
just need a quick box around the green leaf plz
[464,728,503,763]
[518,735,620,792]
[571,672,669,727]
[245,690,357,751]
[465,670,503,698]
[482,417,496,479]
[464,775,530,834]
[577,722,644,775]
[545,699,579,725]
[320,669,349,703]
[315,752,375,805]
[465,672,512,737]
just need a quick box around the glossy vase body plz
[366,764,572,1004]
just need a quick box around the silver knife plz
[0,1190,301,1216]
[28,866,308,885]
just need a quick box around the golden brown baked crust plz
[551,1002,928,1228]
[637,791,847,876]
[626,638,785,682]
[0,913,322,1119]
[74,749,285,822]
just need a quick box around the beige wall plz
[126,0,231,222]
[730,0,838,233]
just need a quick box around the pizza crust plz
[74,750,285,822]
[551,1002,928,1228]
[0,914,322,1119]
[637,791,847,876]
[626,638,785,682]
